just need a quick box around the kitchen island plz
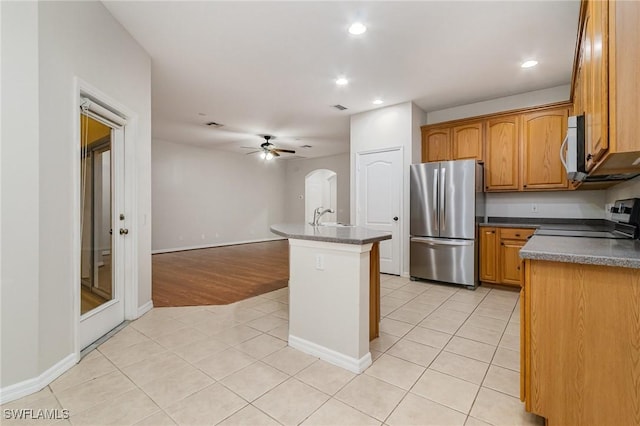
[519,235,640,425]
[270,223,391,373]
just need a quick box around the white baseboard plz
[137,300,154,318]
[288,335,372,374]
[151,237,286,254]
[0,353,78,405]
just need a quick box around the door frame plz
[72,78,139,356]
[354,146,404,276]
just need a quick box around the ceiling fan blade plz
[245,150,260,155]
[271,151,281,157]
[240,146,257,149]
[274,149,296,154]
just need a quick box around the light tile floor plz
[2,275,544,426]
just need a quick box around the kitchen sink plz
[318,222,355,227]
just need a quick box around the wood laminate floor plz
[152,240,289,307]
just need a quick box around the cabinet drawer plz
[499,228,535,241]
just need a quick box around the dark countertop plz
[479,217,613,232]
[520,235,640,269]
[270,223,392,245]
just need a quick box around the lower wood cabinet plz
[521,259,640,425]
[479,227,498,282]
[480,227,534,287]
[499,239,525,285]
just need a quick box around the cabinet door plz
[585,0,609,170]
[423,128,451,162]
[452,122,483,161]
[480,227,498,282]
[573,61,584,116]
[485,116,520,191]
[522,108,570,190]
[499,239,524,286]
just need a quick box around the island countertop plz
[520,235,640,269]
[270,223,392,245]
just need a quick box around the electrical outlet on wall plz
[315,254,324,270]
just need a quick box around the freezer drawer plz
[410,237,476,287]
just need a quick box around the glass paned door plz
[79,113,125,349]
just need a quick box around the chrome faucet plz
[311,206,335,226]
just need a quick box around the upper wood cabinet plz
[521,107,570,190]
[452,122,483,161]
[485,115,520,191]
[583,0,609,170]
[422,127,451,162]
[572,0,640,176]
[421,103,571,192]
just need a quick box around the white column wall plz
[0,0,41,389]
[0,0,152,401]
[350,102,426,277]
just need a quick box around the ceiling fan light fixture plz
[348,22,367,35]
[260,152,267,160]
[335,77,349,86]
[265,152,274,161]
[521,59,538,68]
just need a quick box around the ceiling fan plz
[243,135,296,160]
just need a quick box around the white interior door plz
[356,149,402,275]
[79,112,126,349]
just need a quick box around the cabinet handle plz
[587,153,593,161]
[523,184,527,188]
[517,266,521,270]
[515,233,521,237]
[501,242,505,246]
[490,230,495,234]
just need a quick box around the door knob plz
[119,228,129,235]
[393,216,399,222]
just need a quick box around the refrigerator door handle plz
[410,237,473,246]
[432,168,438,228]
[440,168,446,231]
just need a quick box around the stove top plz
[534,229,631,239]
[534,198,639,240]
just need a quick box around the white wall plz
[486,191,606,219]
[284,154,350,224]
[350,102,426,277]
[152,139,286,252]
[426,84,570,124]
[605,176,640,204]
[1,0,41,389]
[1,1,152,399]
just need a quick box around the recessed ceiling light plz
[348,22,367,35]
[521,60,538,68]
[373,99,383,105]
[335,77,349,86]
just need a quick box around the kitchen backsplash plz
[485,190,606,219]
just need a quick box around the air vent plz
[332,104,348,111]
[205,121,224,127]
[300,144,313,148]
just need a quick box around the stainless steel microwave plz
[561,114,640,183]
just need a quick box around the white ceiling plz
[103,1,580,159]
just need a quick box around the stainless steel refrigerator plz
[410,160,485,288]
